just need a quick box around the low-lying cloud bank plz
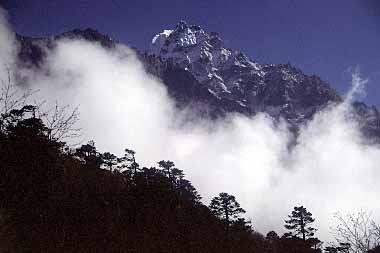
[1,9,379,242]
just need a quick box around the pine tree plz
[284,206,317,241]
[101,152,117,171]
[158,160,175,178]
[209,192,245,227]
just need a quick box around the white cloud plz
[0,7,17,81]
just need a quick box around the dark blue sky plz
[3,0,380,106]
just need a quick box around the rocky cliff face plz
[144,21,342,124]
[14,22,380,141]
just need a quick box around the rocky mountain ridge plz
[13,22,380,141]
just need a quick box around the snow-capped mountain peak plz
[146,21,345,131]
[149,21,262,85]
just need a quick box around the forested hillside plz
[2,77,380,253]
[0,81,333,253]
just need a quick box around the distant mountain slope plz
[14,23,380,141]
[16,28,114,68]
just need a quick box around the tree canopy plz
[284,206,317,241]
[209,192,246,226]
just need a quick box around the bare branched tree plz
[0,67,33,116]
[37,102,81,141]
[333,211,380,253]
[0,67,36,133]
[372,222,380,245]
[0,66,81,142]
